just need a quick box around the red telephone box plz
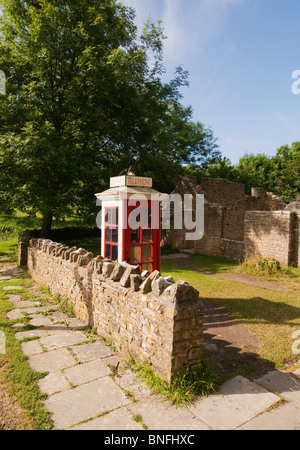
[95,175,167,273]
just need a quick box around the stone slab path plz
[1,255,300,430]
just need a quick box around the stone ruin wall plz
[25,237,204,383]
[244,210,300,267]
[164,176,300,267]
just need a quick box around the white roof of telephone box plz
[95,175,169,201]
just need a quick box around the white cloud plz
[121,0,245,65]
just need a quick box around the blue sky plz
[121,0,300,165]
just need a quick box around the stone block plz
[102,261,115,278]
[152,277,173,297]
[120,265,140,287]
[141,270,150,278]
[140,270,160,294]
[78,252,94,267]
[163,280,199,304]
[110,263,127,281]
[130,274,144,292]
[64,247,77,260]
[164,276,175,284]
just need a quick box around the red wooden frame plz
[123,200,160,272]
[104,206,119,261]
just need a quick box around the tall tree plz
[272,142,300,202]
[231,153,277,195]
[0,0,219,235]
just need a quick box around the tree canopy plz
[185,142,300,204]
[0,0,219,234]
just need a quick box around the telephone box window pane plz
[105,244,111,259]
[106,209,111,224]
[131,229,140,244]
[112,228,118,243]
[106,227,111,242]
[131,246,141,264]
[142,245,152,262]
[142,229,152,243]
[112,209,118,225]
[112,245,118,261]
[142,208,151,228]
[142,263,152,272]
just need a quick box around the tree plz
[272,142,300,202]
[195,144,300,204]
[0,0,219,235]
[231,153,277,195]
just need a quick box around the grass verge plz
[192,254,239,273]
[161,259,300,373]
[236,257,300,282]
[128,355,217,406]
[0,279,53,430]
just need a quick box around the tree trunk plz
[41,214,53,237]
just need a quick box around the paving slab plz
[45,376,131,429]
[188,376,281,430]
[15,329,48,340]
[7,309,25,320]
[0,268,24,277]
[64,317,87,330]
[21,340,44,356]
[21,306,51,314]
[5,294,23,302]
[28,348,77,373]
[11,322,25,329]
[39,330,88,351]
[0,276,12,281]
[2,286,24,290]
[254,370,300,406]
[237,402,300,430]
[29,316,53,327]
[46,327,74,336]
[10,301,41,308]
[128,395,210,430]
[69,406,144,430]
[38,372,71,396]
[63,359,110,386]
[102,354,127,370]
[28,289,50,298]
[69,341,116,362]
[50,311,72,323]
[113,369,152,401]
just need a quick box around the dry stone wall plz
[26,238,204,383]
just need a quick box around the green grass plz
[192,254,239,273]
[132,414,148,430]
[59,237,101,256]
[0,210,93,237]
[161,259,300,372]
[0,236,18,259]
[237,257,300,282]
[0,211,99,259]
[0,279,53,430]
[128,356,217,406]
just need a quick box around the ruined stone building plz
[163,176,300,267]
